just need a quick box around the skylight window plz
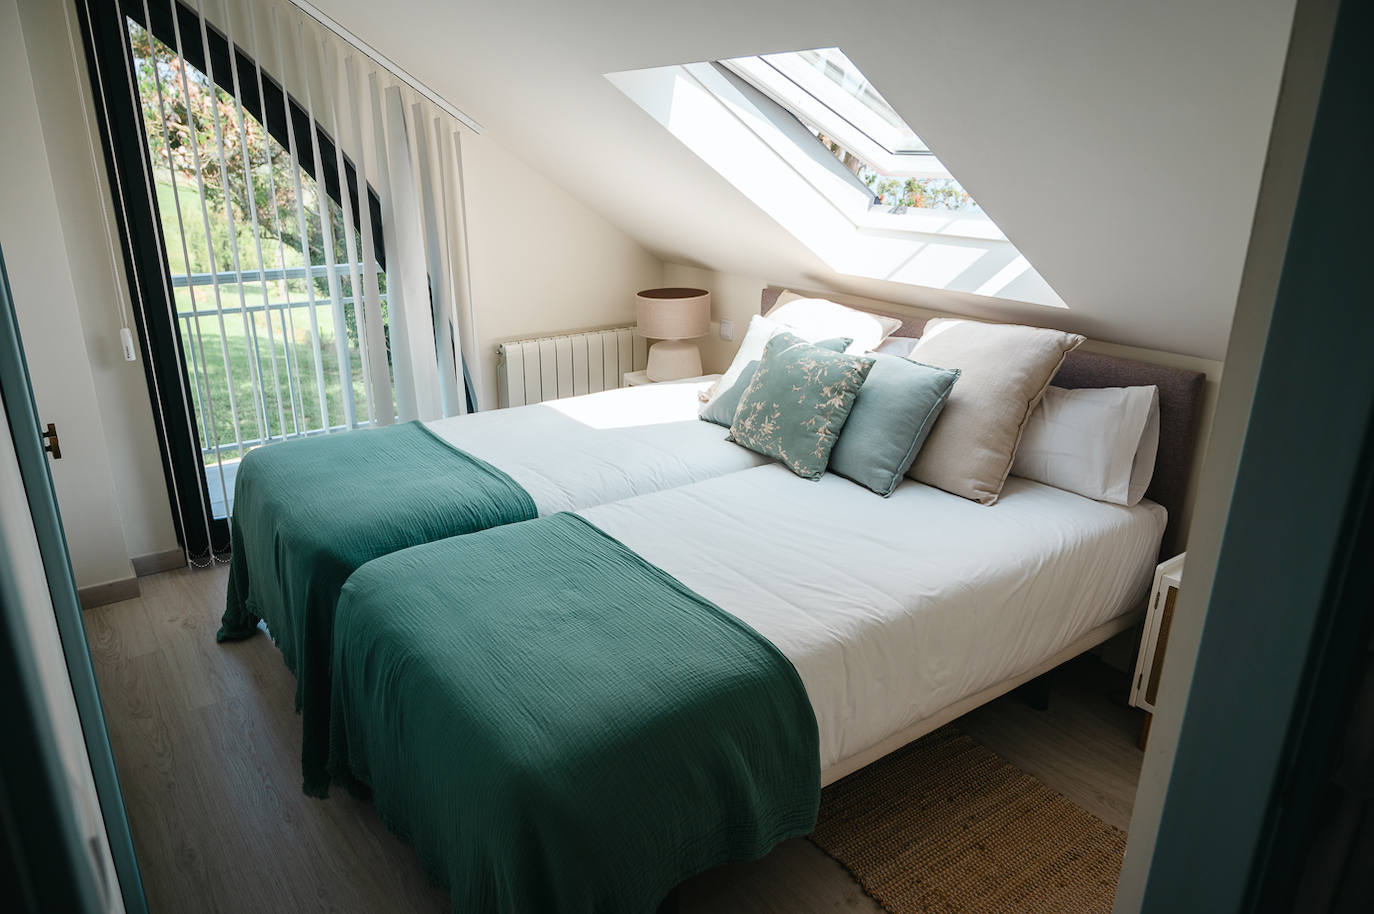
[607,48,1065,308]
[808,128,981,215]
[723,49,949,180]
[713,49,992,228]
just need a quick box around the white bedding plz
[425,381,767,514]
[580,464,1166,770]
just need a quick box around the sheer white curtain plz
[131,0,479,435]
[232,0,479,422]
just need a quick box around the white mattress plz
[580,464,1166,770]
[425,381,767,514]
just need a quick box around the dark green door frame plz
[1138,0,1374,909]
[0,247,146,911]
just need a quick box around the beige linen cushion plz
[907,319,1085,504]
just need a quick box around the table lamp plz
[636,287,711,381]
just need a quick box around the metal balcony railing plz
[170,263,387,461]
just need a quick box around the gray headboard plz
[760,287,1205,556]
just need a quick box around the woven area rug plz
[810,727,1126,914]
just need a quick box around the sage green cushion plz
[828,354,961,496]
[700,336,852,427]
[728,332,874,479]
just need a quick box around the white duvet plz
[424,381,767,514]
[580,464,1165,771]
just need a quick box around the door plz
[76,0,394,560]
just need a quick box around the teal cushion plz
[728,332,874,479]
[700,336,852,427]
[829,354,961,496]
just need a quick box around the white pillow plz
[766,291,901,355]
[704,315,780,404]
[1010,385,1160,506]
[874,336,918,357]
[699,314,841,406]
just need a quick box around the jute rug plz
[810,726,1126,914]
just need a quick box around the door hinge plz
[41,422,62,460]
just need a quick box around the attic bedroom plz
[2,1,1371,913]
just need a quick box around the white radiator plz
[496,326,648,407]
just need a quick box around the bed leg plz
[1022,672,1052,711]
[657,885,681,914]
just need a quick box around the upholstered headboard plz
[760,287,1205,555]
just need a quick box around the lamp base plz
[646,340,703,382]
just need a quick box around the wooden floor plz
[86,564,1145,913]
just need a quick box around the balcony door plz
[77,0,399,561]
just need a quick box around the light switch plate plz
[719,319,734,341]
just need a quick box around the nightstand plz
[1130,552,1185,749]
[622,370,721,388]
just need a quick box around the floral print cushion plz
[728,331,875,479]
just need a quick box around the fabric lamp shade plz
[636,288,712,381]
[636,289,711,340]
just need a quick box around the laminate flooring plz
[86,565,1145,913]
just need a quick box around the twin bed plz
[220,379,766,792]
[221,289,1205,912]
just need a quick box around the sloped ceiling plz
[313,0,1297,360]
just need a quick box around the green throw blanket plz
[219,421,536,795]
[327,513,820,913]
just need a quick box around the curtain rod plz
[286,0,482,133]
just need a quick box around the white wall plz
[1113,0,1338,905]
[16,0,182,565]
[0,0,135,590]
[460,135,663,410]
[664,261,1223,548]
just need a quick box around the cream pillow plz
[907,319,1085,504]
[766,291,901,354]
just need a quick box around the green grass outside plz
[180,295,379,465]
[156,176,390,466]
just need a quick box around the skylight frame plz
[762,49,927,155]
[722,51,952,180]
[604,54,1067,308]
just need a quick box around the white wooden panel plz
[633,332,648,371]
[554,337,574,399]
[571,335,589,397]
[502,344,524,407]
[586,333,605,393]
[602,331,619,390]
[521,341,542,405]
[538,338,559,403]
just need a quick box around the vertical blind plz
[93,0,479,530]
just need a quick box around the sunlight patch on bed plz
[542,382,713,429]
